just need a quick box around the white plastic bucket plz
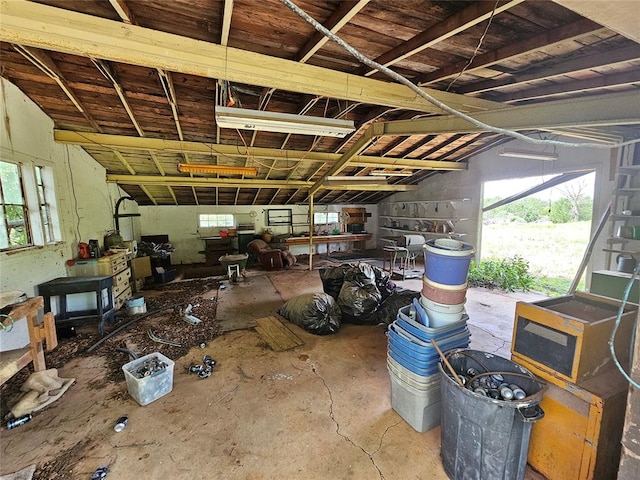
[419,294,465,327]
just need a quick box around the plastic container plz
[388,366,442,432]
[396,305,468,342]
[440,349,546,480]
[125,297,146,315]
[122,352,174,406]
[419,295,465,327]
[422,276,468,305]
[388,324,471,364]
[387,354,439,389]
[423,240,474,286]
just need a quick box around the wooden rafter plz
[0,0,500,115]
[13,45,102,132]
[457,44,640,95]
[496,70,640,104]
[358,0,525,76]
[53,131,468,171]
[92,58,144,136]
[415,18,605,85]
[296,0,370,64]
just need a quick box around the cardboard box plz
[130,256,152,279]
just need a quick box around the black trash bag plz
[277,293,341,335]
[376,287,421,325]
[376,274,396,301]
[338,280,382,325]
[319,263,356,300]
[344,262,378,286]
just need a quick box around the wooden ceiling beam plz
[382,90,640,137]
[497,70,640,104]
[308,90,640,194]
[221,0,234,46]
[13,45,102,132]
[416,18,606,85]
[108,174,413,193]
[457,44,640,95]
[53,130,467,170]
[107,0,133,24]
[0,0,499,114]
[91,58,144,136]
[296,0,370,64]
[358,0,525,76]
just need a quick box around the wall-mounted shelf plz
[378,199,470,243]
[379,226,465,238]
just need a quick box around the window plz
[0,160,61,251]
[0,161,31,248]
[199,213,234,228]
[35,166,55,243]
[314,212,339,224]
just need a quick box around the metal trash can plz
[439,349,546,480]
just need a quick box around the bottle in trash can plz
[6,414,32,429]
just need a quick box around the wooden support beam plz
[415,18,605,85]
[457,44,640,95]
[359,0,524,76]
[0,0,499,114]
[296,0,371,64]
[53,130,468,170]
[92,58,144,136]
[14,45,102,132]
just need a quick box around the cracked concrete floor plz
[1,265,547,479]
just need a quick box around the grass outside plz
[480,221,591,295]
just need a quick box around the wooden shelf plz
[379,215,468,222]
[390,198,470,204]
[379,226,465,237]
[0,347,32,385]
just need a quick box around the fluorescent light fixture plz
[178,163,258,176]
[499,150,558,161]
[216,106,355,137]
[370,170,413,177]
[324,175,387,186]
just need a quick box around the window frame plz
[0,159,61,252]
[313,212,339,224]
[198,213,235,228]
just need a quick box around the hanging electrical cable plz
[279,0,640,151]
[609,260,640,389]
[446,0,500,92]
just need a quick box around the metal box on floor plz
[528,367,627,480]
[510,291,637,384]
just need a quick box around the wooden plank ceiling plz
[1,0,639,206]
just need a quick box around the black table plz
[37,276,115,334]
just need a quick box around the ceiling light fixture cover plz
[499,150,558,161]
[370,170,413,177]
[216,106,355,137]
[178,163,258,176]
[324,175,387,186]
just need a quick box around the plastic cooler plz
[122,352,175,406]
[388,362,442,433]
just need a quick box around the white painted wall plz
[0,78,134,295]
[379,137,616,285]
[139,203,378,264]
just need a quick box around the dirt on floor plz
[0,277,223,432]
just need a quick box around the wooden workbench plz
[1,296,57,385]
[284,233,371,246]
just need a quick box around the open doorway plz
[480,170,596,295]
